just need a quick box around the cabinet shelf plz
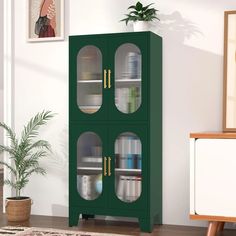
[115,168,141,175]
[77,80,102,83]
[79,106,100,114]
[116,79,141,84]
[77,167,102,175]
[77,167,102,171]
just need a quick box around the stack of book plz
[116,175,142,202]
[115,87,141,113]
[127,52,141,79]
[77,174,101,200]
[115,136,142,169]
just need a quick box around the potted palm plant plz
[121,1,159,31]
[0,110,54,222]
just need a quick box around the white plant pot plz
[133,21,150,31]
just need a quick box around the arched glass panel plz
[77,132,103,200]
[77,46,102,114]
[115,44,142,114]
[115,132,142,203]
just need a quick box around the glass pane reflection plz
[115,44,142,114]
[115,132,142,203]
[77,132,103,200]
[77,46,103,114]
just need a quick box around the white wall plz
[13,0,69,217]
[11,0,236,226]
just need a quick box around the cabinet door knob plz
[104,69,107,89]
[104,157,107,176]
[108,69,111,89]
[108,157,111,176]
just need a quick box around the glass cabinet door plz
[77,46,103,114]
[114,132,142,203]
[77,132,103,200]
[115,44,142,114]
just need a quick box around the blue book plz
[127,137,134,169]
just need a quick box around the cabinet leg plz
[69,208,79,227]
[139,218,154,233]
[217,222,225,232]
[206,221,219,236]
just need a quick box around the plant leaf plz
[0,145,15,156]
[129,11,140,16]
[0,110,54,196]
[21,110,54,143]
[136,2,143,11]
[0,161,17,175]
[4,179,17,189]
[0,122,18,148]
[25,167,46,178]
[142,3,154,11]
[127,5,136,10]
[28,140,51,152]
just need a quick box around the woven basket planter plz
[5,197,32,222]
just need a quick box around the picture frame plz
[27,0,64,42]
[223,11,236,131]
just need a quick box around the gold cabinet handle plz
[104,69,107,89]
[108,69,111,88]
[104,157,107,176]
[108,157,111,176]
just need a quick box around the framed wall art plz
[27,0,64,42]
[223,11,236,131]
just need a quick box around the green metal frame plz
[69,32,162,232]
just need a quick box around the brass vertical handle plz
[108,69,111,88]
[104,69,107,89]
[104,157,107,176]
[108,157,111,176]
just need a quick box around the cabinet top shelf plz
[190,132,236,139]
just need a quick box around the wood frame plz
[190,214,236,222]
[190,132,236,139]
[223,10,236,132]
[27,0,64,42]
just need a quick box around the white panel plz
[195,139,236,217]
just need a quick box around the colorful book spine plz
[127,137,134,169]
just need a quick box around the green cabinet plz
[69,32,162,232]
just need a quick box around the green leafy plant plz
[0,110,54,198]
[121,1,159,25]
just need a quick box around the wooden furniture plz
[69,32,162,232]
[190,132,236,236]
[223,11,236,131]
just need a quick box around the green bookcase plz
[69,31,162,232]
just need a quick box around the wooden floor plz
[0,214,236,236]
[0,172,236,235]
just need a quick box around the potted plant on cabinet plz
[0,110,54,222]
[120,1,159,31]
